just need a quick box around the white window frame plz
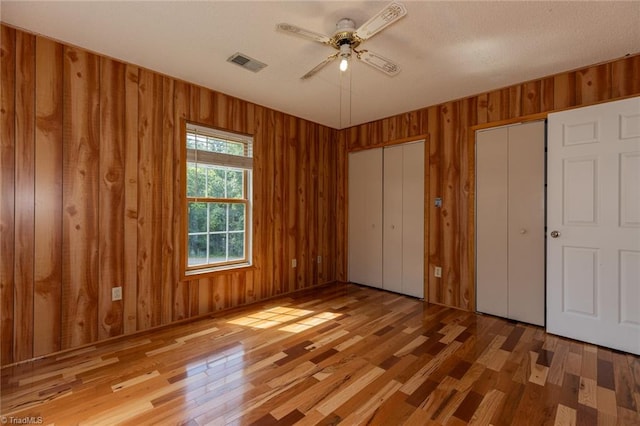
[182,122,253,277]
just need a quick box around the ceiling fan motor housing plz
[332,18,361,49]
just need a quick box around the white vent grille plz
[227,52,267,73]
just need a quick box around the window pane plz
[228,204,245,231]
[188,235,207,266]
[229,232,245,260]
[186,134,197,150]
[209,233,227,262]
[188,202,207,232]
[186,163,206,197]
[193,133,245,156]
[206,167,226,198]
[208,203,226,232]
[226,169,244,199]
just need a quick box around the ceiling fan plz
[277,1,407,80]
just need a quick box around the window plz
[184,122,253,276]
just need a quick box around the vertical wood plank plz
[161,76,174,325]
[251,105,266,298]
[199,88,214,125]
[476,93,488,125]
[459,98,473,310]
[172,80,189,321]
[212,274,230,311]
[33,36,63,356]
[330,126,339,283]
[261,107,275,296]
[123,64,139,334]
[522,81,541,116]
[576,63,611,105]
[188,280,198,318]
[318,126,328,284]
[553,71,576,110]
[285,115,298,291]
[14,31,36,361]
[197,277,211,315]
[62,46,100,348]
[540,77,555,112]
[136,69,163,329]
[335,131,347,282]
[612,55,640,98]
[308,123,319,287]
[0,25,16,365]
[296,120,308,290]
[508,85,522,119]
[98,56,125,339]
[212,91,226,129]
[408,110,421,137]
[273,111,285,294]
[440,102,460,307]
[427,105,442,304]
[487,89,504,123]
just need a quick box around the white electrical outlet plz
[434,267,442,278]
[112,286,123,301]
[292,259,297,268]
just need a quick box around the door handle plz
[550,230,560,238]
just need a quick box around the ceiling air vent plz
[227,52,267,73]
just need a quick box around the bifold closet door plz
[383,146,403,293]
[348,148,383,288]
[383,141,425,298]
[507,122,545,326]
[476,128,509,319]
[476,121,544,326]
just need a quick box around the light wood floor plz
[2,283,639,425]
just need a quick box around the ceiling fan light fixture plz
[339,56,349,72]
[339,43,351,72]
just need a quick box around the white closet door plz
[476,127,509,318]
[401,141,425,298]
[476,122,545,325]
[507,122,545,326]
[348,148,383,287]
[383,145,403,293]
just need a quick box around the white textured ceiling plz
[2,1,639,129]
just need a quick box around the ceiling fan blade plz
[354,1,407,41]
[301,53,339,80]
[357,50,401,76]
[276,23,332,45]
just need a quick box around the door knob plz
[550,230,560,238]
[520,229,527,235]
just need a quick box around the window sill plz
[182,263,255,280]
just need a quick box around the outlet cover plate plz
[112,286,123,301]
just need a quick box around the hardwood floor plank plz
[578,377,598,408]
[554,403,577,426]
[2,283,640,424]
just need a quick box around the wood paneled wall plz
[336,53,640,311]
[0,25,339,365]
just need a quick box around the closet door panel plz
[402,141,425,298]
[507,122,545,326]
[382,145,403,293]
[476,128,509,318]
[348,149,383,287]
